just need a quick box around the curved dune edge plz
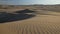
[0,13,60,34]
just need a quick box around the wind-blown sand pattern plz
[0,14,60,34]
[0,6,60,34]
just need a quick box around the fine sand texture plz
[0,6,60,34]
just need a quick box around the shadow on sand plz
[0,9,36,23]
[15,9,35,13]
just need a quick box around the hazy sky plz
[0,0,60,5]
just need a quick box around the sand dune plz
[0,6,60,34]
[0,12,60,34]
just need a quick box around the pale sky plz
[0,0,60,5]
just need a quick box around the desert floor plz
[0,9,60,34]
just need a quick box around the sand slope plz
[0,12,60,34]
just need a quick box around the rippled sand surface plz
[0,13,60,34]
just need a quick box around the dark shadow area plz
[15,9,36,13]
[0,9,36,23]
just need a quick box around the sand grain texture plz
[0,14,60,34]
[0,7,60,34]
